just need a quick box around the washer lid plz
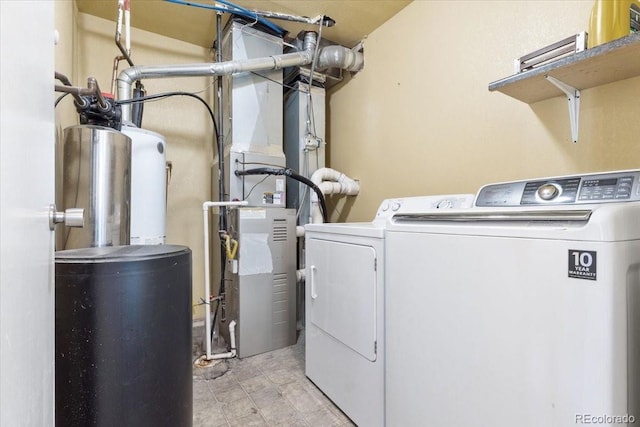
[387,202,640,242]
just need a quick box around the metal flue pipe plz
[117,32,318,121]
[315,45,364,72]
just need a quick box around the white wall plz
[1,1,55,425]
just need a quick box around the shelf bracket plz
[544,75,580,143]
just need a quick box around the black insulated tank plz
[55,245,192,427]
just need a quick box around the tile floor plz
[193,331,355,427]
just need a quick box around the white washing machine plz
[305,194,474,427]
[385,170,640,427]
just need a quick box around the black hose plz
[55,92,70,107]
[235,167,328,223]
[210,298,220,342]
[214,239,227,340]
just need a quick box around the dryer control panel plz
[374,194,475,222]
[475,170,640,207]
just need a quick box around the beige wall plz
[57,8,214,318]
[328,0,640,222]
[55,0,78,137]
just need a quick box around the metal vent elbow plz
[316,45,364,72]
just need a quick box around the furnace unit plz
[220,207,297,358]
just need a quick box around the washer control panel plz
[374,194,475,222]
[475,170,640,207]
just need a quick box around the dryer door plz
[306,238,377,361]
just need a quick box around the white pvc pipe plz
[202,200,247,360]
[311,167,360,194]
[317,181,360,195]
[124,0,130,53]
[309,168,360,223]
[311,197,324,225]
[209,320,237,360]
[116,0,124,40]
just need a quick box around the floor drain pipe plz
[209,320,237,360]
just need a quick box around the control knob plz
[537,183,560,201]
[436,199,453,209]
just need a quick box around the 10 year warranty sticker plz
[568,250,597,281]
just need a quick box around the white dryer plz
[305,194,474,427]
[385,170,640,427]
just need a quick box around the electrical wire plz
[211,249,227,342]
[55,92,70,107]
[235,167,328,223]
[117,89,234,346]
[296,149,311,220]
[235,160,286,168]
[115,91,219,152]
[243,175,270,201]
[249,70,307,93]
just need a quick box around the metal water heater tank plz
[122,126,167,245]
[57,125,131,250]
[55,245,192,427]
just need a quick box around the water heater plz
[57,124,168,250]
[57,125,131,250]
[122,125,167,245]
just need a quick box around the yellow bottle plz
[588,0,640,48]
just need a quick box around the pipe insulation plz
[315,45,364,72]
[117,32,318,122]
